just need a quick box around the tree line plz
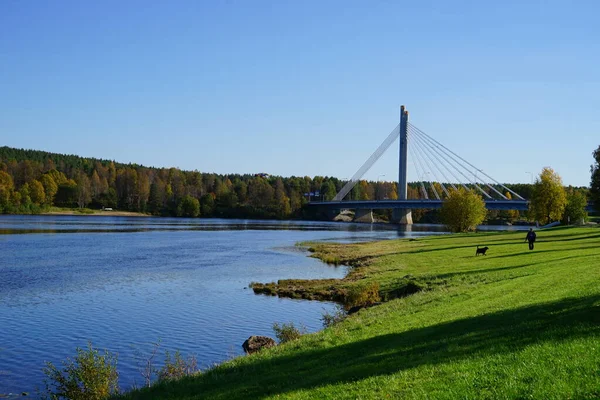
[0,146,595,221]
[0,146,397,218]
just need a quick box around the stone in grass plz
[242,336,277,354]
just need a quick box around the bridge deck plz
[308,199,530,211]
[309,200,596,212]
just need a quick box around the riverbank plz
[117,225,600,399]
[42,207,149,217]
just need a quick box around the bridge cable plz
[409,123,524,200]
[408,129,445,199]
[409,126,503,199]
[333,124,400,201]
[408,126,467,192]
[409,132,456,196]
[411,127,501,199]
[409,126,493,199]
[407,133,429,200]
[407,130,430,199]
[409,122,514,199]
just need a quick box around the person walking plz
[525,228,537,250]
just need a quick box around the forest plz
[0,145,574,222]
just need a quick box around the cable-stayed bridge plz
[308,106,530,224]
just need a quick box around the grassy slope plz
[120,226,600,399]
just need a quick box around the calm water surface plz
[0,215,452,396]
[0,216,523,396]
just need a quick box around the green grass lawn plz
[119,226,600,399]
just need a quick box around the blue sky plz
[1,0,599,187]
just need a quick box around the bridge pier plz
[392,208,413,224]
[354,209,374,223]
[395,105,413,225]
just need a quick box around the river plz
[0,215,523,396]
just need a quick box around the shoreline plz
[118,225,600,399]
[41,210,150,217]
[250,238,432,308]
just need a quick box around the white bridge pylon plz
[332,106,525,202]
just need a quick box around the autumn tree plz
[529,167,567,225]
[43,158,56,173]
[289,189,303,213]
[40,174,58,205]
[107,162,117,187]
[10,190,22,209]
[358,181,372,200]
[407,185,420,200]
[168,168,186,201]
[562,189,588,224]
[46,169,68,186]
[0,171,14,213]
[75,172,92,209]
[116,168,138,210]
[19,183,32,209]
[137,170,150,211]
[273,178,291,218]
[16,160,39,187]
[248,177,274,210]
[188,171,203,198]
[440,188,487,232]
[29,179,46,205]
[90,170,108,202]
[388,183,398,200]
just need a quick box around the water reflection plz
[0,215,455,237]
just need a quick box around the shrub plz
[344,282,380,310]
[157,350,198,382]
[272,322,307,343]
[321,306,347,328]
[440,188,486,232]
[42,342,119,400]
[131,341,161,388]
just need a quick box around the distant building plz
[255,173,270,178]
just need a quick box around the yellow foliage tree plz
[529,167,567,225]
[440,188,487,232]
[0,171,14,212]
[29,179,46,205]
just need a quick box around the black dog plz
[475,246,489,256]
